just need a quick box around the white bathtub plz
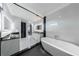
[41,37,79,56]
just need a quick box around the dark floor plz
[18,45,50,56]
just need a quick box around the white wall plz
[1,4,21,56]
[7,3,41,49]
[2,3,31,51]
[46,3,79,46]
[0,3,41,55]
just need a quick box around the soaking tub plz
[41,37,79,56]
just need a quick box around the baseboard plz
[11,42,40,56]
[11,42,52,56]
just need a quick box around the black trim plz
[0,38,2,56]
[11,48,28,56]
[13,3,43,19]
[21,22,26,38]
[11,42,40,56]
[43,16,46,37]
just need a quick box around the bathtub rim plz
[41,37,79,56]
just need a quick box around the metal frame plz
[43,16,46,37]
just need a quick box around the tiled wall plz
[47,3,79,46]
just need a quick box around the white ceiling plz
[7,3,70,22]
[18,3,70,16]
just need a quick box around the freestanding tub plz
[41,37,79,56]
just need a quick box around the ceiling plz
[7,3,70,22]
[17,3,70,16]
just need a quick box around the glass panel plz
[4,17,10,30]
[0,4,2,37]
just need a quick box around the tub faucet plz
[54,35,59,40]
